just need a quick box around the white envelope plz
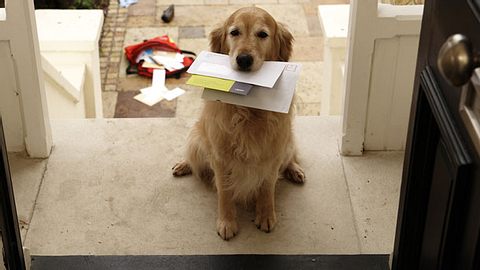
[187,51,287,88]
[202,63,301,114]
[162,87,186,101]
[152,69,166,88]
[134,87,164,106]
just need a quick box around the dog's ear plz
[275,23,294,62]
[209,25,229,54]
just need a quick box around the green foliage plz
[74,0,108,9]
[34,0,74,9]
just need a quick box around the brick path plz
[99,0,348,118]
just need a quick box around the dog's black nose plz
[236,53,253,70]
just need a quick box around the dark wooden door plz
[392,0,480,269]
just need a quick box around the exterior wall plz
[41,51,99,119]
[364,36,419,150]
[44,73,87,119]
[341,0,423,155]
[36,10,104,119]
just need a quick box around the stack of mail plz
[186,51,301,113]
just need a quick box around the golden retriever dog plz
[172,7,305,240]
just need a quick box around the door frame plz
[2,0,460,268]
[0,117,27,270]
[391,0,480,268]
[391,67,473,269]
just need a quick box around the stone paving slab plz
[128,0,156,16]
[296,102,322,116]
[102,91,118,118]
[178,38,210,55]
[126,16,156,28]
[123,26,179,46]
[157,0,205,5]
[296,61,323,104]
[306,15,323,37]
[291,36,324,62]
[230,0,277,4]
[205,0,229,4]
[114,91,177,118]
[155,5,248,27]
[117,76,152,92]
[256,4,310,37]
[179,26,206,39]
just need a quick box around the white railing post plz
[341,0,378,155]
[0,0,52,157]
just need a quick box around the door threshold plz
[31,254,389,270]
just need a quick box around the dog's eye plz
[230,29,240,36]
[257,31,269,39]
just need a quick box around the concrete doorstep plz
[7,116,402,257]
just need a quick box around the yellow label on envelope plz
[187,74,235,92]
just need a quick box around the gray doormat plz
[31,254,389,270]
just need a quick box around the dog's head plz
[209,7,293,72]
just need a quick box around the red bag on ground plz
[124,35,196,78]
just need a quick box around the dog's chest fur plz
[204,103,291,164]
[200,103,293,200]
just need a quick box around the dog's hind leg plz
[172,157,213,181]
[282,154,306,184]
[172,160,192,176]
[172,128,212,180]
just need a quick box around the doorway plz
[2,0,410,269]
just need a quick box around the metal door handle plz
[437,34,480,86]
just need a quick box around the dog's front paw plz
[254,212,277,233]
[284,162,305,184]
[217,218,239,241]
[172,161,192,177]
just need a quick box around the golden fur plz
[172,7,305,240]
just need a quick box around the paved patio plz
[99,0,348,118]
